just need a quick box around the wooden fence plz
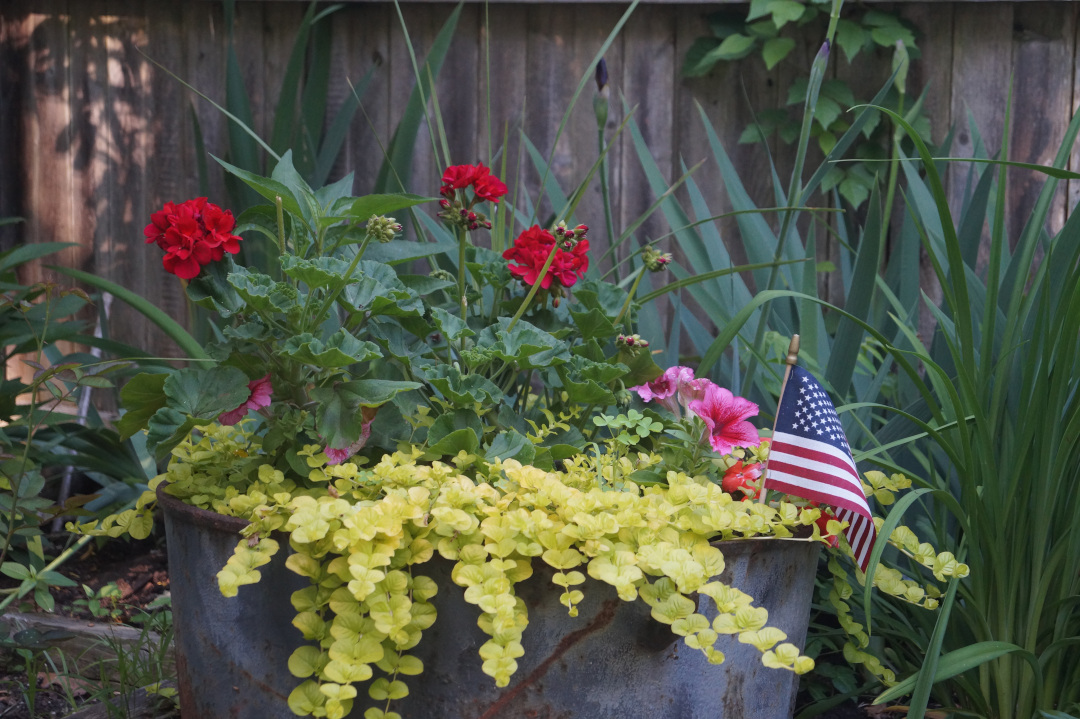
[1,1,1077,358]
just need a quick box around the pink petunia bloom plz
[630,366,712,416]
[688,384,760,455]
[219,374,273,425]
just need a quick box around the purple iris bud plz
[595,58,608,92]
[818,40,830,60]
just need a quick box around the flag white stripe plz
[765,468,869,509]
[767,449,866,496]
[771,431,860,477]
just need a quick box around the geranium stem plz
[613,266,646,328]
[507,241,561,332]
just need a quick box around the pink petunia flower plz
[630,366,711,416]
[219,374,273,425]
[688,384,760,455]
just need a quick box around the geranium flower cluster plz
[144,197,242,280]
[438,162,508,231]
[503,223,590,297]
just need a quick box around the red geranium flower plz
[145,197,242,279]
[687,384,760,455]
[439,163,507,203]
[502,225,590,290]
[440,164,478,195]
[722,460,762,498]
[472,170,508,203]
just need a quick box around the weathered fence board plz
[1,1,1078,361]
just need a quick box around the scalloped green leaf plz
[419,365,503,406]
[339,261,424,317]
[279,254,354,289]
[570,308,618,341]
[430,307,474,342]
[477,318,570,370]
[116,372,168,440]
[310,380,421,449]
[282,331,382,368]
[484,429,536,465]
[164,366,251,419]
[228,266,300,313]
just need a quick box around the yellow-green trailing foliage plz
[73,425,967,719]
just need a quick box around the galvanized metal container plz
[160,488,821,719]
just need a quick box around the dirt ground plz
[0,536,169,719]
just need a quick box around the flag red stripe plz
[762,478,873,518]
[770,438,857,477]
[766,457,863,495]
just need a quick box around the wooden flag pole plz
[758,334,800,504]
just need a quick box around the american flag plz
[764,365,877,571]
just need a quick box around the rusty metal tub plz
[160,488,821,719]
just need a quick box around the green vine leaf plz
[762,37,795,70]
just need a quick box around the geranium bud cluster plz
[438,198,492,232]
[642,246,673,272]
[364,215,403,244]
[616,334,650,354]
[553,221,589,251]
[437,162,506,232]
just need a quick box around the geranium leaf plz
[280,255,354,289]
[367,319,426,362]
[397,274,455,296]
[574,281,629,319]
[429,308,474,342]
[480,318,569,370]
[185,255,245,318]
[282,331,382,368]
[570,308,618,341]
[228,266,300,313]
[310,380,421,449]
[339,261,424,317]
[163,366,251,423]
[145,407,202,462]
[556,356,627,405]
[116,372,168,440]
[425,428,480,458]
[484,430,536,465]
[419,365,503,407]
[427,410,484,448]
[619,347,664,387]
